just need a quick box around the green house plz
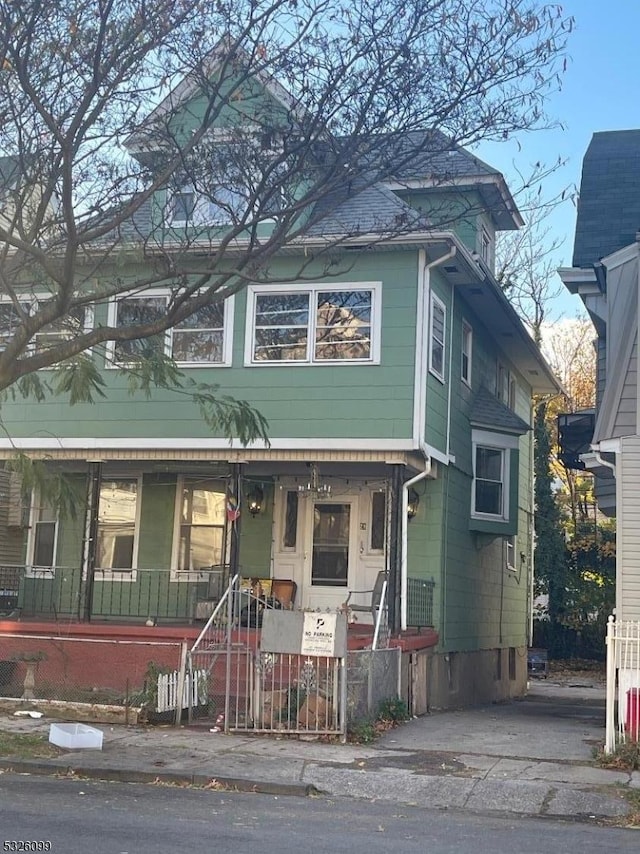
[0,56,558,709]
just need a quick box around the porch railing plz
[406,576,435,627]
[0,564,233,623]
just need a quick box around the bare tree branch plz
[0,0,573,439]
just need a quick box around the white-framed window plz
[26,492,58,577]
[480,227,492,264]
[496,362,516,410]
[429,292,446,382]
[172,477,227,574]
[169,185,247,227]
[505,535,517,571]
[245,282,381,365]
[461,320,472,386]
[0,296,92,356]
[473,445,505,517]
[0,301,28,350]
[96,478,141,572]
[106,291,233,368]
[471,429,518,523]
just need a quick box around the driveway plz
[376,674,606,762]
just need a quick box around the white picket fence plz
[605,616,640,753]
[156,668,208,714]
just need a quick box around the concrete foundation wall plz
[403,646,527,714]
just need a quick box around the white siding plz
[618,436,640,620]
[612,339,637,438]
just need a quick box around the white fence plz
[605,616,640,753]
[156,668,208,714]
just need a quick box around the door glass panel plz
[283,490,299,549]
[311,503,350,587]
[370,491,386,551]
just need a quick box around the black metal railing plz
[406,577,435,628]
[0,565,234,623]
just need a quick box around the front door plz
[305,499,354,610]
[272,479,387,613]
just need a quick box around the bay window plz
[473,445,505,517]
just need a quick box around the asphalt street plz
[1,773,639,854]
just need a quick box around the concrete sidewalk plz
[0,676,637,824]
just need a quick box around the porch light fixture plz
[407,488,420,520]
[246,485,264,516]
[297,463,332,497]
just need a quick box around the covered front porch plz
[0,451,438,635]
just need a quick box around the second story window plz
[0,297,90,356]
[107,292,233,368]
[0,302,27,350]
[429,292,446,382]
[461,320,472,386]
[246,283,380,365]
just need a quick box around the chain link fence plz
[347,646,402,722]
[0,634,183,712]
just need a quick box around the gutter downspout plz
[593,450,616,475]
[400,446,432,631]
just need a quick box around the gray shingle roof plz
[386,129,500,182]
[573,130,640,267]
[469,386,531,435]
[307,180,426,236]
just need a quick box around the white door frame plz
[272,478,387,614]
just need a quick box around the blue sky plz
[475,0,640,321]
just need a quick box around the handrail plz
[371,578,388,650]
[190,573,239,654]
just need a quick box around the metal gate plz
[187,575,346,739]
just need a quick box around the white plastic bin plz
[49,722,103,750]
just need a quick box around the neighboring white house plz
[559,131,640,622]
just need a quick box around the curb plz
[0,758,318,797]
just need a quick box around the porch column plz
[387,464,403,635]
[228,463,243,579]
[81,461,102,622]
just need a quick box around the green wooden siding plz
[1,251,419,443]
[424,267,449,455]
[238,480,273,579]
[19,471,274,620]
[399,189,485,254]
[438,465,528,652]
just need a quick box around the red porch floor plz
[0,616,438,652]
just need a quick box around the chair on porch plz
[344,571,388,624]
[271,579,297,609]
